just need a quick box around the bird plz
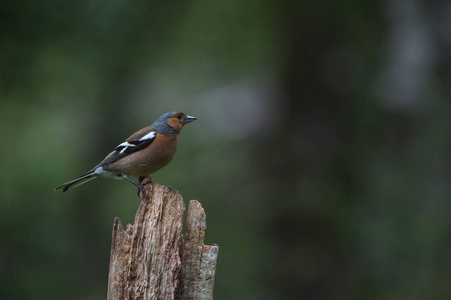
[54,111,196,197]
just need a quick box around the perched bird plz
[54,111,196,197]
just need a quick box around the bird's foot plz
[137,184,149,200]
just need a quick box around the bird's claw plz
[137,185,148,200]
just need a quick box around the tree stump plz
[181,200,219,300]
[107,178,218,300]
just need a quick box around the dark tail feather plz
[54,172,97,192]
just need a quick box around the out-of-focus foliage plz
[1,0,450,299]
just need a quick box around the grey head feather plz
[151,111,179,135]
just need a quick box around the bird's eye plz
[176,114,182,119]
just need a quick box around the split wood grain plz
[107,178,184,300]
[107,178,218,300]
[181,200,219,300]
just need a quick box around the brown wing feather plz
[90,127,156,170]
[126,126,154,142]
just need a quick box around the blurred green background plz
[1,0,451,299]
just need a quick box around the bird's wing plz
[94,129,157,168]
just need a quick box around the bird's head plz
[152,111,197,135]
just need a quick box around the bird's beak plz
[183,115,197,124]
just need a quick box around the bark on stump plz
[180,200,219,300]
[107,178,218,300]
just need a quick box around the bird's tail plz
[54,172,98,192]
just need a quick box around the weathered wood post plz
[107,178,218,300]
